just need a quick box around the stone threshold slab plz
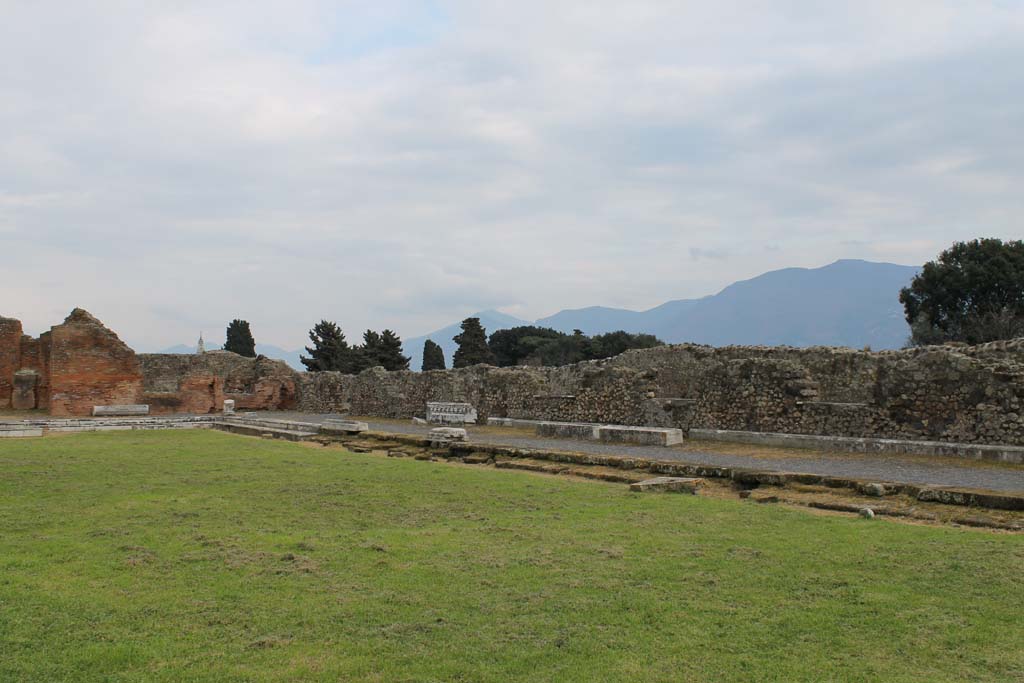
[690,429,1024,465]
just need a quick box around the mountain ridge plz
[156,259,921,371]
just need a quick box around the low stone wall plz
[295,340,1024,446]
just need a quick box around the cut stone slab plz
[92,404,149,417]
[487,417,544,429]
[429,427,467,442]
[426,402,478,425]
[598,425,684,446]
[223,399,235,415]
[0,427,44,438]
[536,421,601,440]
[320,419,369,435]
[629,477,704,494]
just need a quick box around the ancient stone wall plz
[295,340,1024,445]
[138,351,298,414]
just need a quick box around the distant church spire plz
[197,332,205,354]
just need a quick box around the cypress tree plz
[452,317,496,368]
[223,319,256,357]
[421,339,446,371]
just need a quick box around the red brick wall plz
[0,316,24,409]
[47,309,143,417]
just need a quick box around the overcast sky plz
[2,2,1022,350]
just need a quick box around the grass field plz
[1,431,1022,682]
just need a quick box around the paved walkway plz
[266,413,1024,494]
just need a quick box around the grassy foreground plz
[1,431,1022,682]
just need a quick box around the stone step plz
[211,421,317,442]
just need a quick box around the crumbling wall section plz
[138,351,298,414]
[47,309,144,417]
[0,316,23,409]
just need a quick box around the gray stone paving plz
[266,412,1024,494]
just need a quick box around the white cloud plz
[1,1,1022,349]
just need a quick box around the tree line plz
[420,318,664,371]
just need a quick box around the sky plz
[2,1,1022,351]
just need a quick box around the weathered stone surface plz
[426,402,478,425]
[223,399,235,414]
[429,427,467,442]
[12,370,38,410]
[598,425,684,446]
[320,419,369,434]
[0,427,44,438]
[536,421,601,440]
[138,351,297,415]
[629,477,704,493]
[92,404,150,416]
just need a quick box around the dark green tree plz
[352,329,409,371]
[488,326,566,367]
[300,320,351,372]
[900,238,1024,346]
[588,330,663,360]
[452,317,496,368]
[421,339,446,371]
[223,319,256,357]
[377,329,410,371]
[360,330,383,368]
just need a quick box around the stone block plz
[598,425,684,446]
[12,370,38,410]
[320,419,369,435]
[223,399,235,414]
[429,427,467,442]
[92,404,150,417]
[629,477,704,494]
[535,421,601,440]
[426,402,477,425]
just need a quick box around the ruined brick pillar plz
[47,308,144,417]
[0,316,24,409]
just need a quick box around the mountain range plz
[404,259,920,369]
[158,259,921,371]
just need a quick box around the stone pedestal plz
[223,399,235,415]
[12,370,38,410]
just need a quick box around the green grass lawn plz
[1,431,1022,682]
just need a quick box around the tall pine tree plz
[300,320,350,372]
[452,317,496,368]
[223,319,256,357]
[378,329,410,371]
[422,339,446,370]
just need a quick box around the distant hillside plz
[403,309,531,370]
[415,260,919,365]
[157,260,920,373]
